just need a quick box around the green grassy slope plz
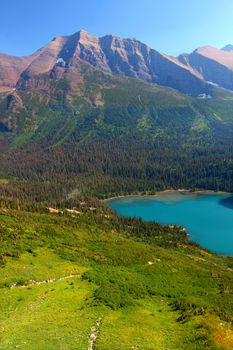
[0,202,233,349]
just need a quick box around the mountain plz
[1,30,233,199]
[0,31,233,148]
[2,31,233,99]
[1,31,233,350]
[0,53,36,92]
[178,46,233,90]
[0,30,210,96]
[222,44,233,51]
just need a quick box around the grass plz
[0,276,99,350]
[0,179,9,184]
[0,248,87,288]
[0,205,232,349]
[96,302,186,350]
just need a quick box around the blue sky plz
[1,0,233,57]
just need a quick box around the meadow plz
[0,201,232,349]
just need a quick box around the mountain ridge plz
[222,44,233,51]
[2,30,233,96]
[1,29,233,156]
[0,29,211,96]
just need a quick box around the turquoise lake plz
[108,192,233,256]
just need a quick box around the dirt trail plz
[88,318,102,350]
[11,274,80,288]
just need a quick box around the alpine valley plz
[0,30,233,350]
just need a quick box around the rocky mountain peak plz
[0,30,222,95]
[77,29,99,46]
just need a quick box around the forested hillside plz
[0,62,233,202]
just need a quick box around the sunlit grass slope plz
[0,204,233,349]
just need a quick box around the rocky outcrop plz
[99,35,154,80]
[6,92,23,112]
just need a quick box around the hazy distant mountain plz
[222,44,233,51]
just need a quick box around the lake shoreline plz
[102,189,231,203]
[106,190,233,256]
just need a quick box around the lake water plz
[108,192,233,256]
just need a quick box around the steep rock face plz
[98,35,208,95]
[13,30,211,95]
[1,30,211,96]
[73,31,111,73]
[179,46,233,90]
[151,53,208,95]
[75,33,207,95]
[99,35,154,80]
